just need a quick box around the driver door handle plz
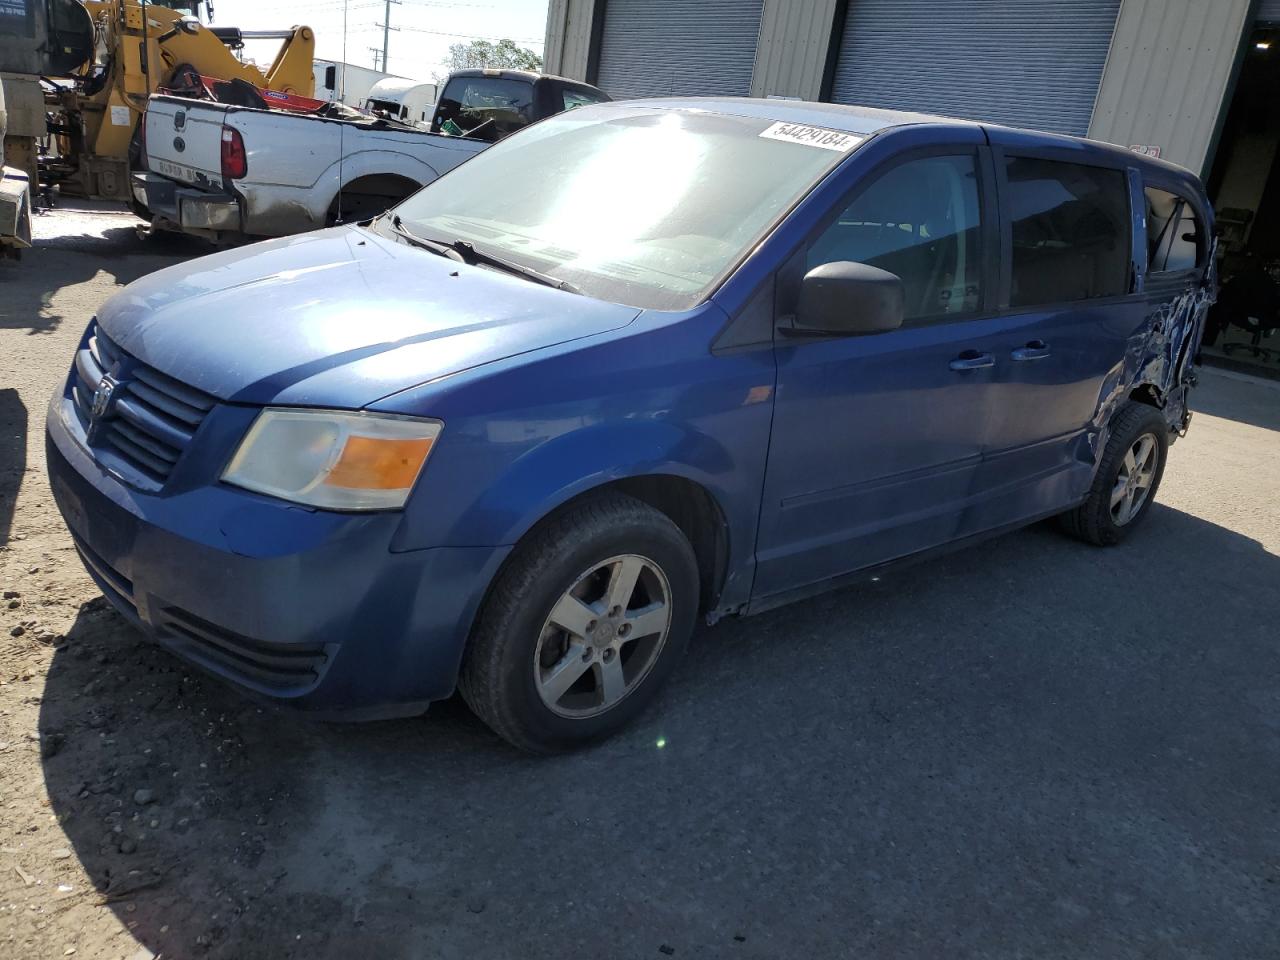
[1011,340,1051,361]
[949,350,995,371]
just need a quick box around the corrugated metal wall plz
[749,0,840,100]
[1258,0,1280,22]
[542,0,596,81]
[1088,0,1252,174]
[828,0,1121,136]
[594,0,765,99]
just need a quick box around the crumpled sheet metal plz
[1089,248,1218,460]
[1140,268,1216,434]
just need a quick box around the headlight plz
[222,408,442,511]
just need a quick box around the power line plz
[393,24,543,44]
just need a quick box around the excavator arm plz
[149,22,316,96]
[45,0,314,200]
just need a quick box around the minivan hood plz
[97,226,640,407]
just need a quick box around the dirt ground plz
[1,204,1279,960]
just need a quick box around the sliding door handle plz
[1011,340,1051,361]
[949,350,995,371]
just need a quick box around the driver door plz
[753,147,1010,600]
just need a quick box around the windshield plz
[391,105,858,310]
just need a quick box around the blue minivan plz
[48,99,1214,751]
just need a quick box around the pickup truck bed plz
[136,70,609,242]
[135,96,486,239]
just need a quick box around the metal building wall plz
[1088,0,1253,174]
[543,0,597,81]
[827,0,1121,136]
[593,0,765,99]
[749,0,840,100]
[1259,0,1280,21]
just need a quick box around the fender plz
[314,150,442,218]
[409,417,760,614]
[239,152,440,235]
[400,418,740,550]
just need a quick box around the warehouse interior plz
[1203,17,1280,373]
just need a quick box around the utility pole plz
[377,0,402,74]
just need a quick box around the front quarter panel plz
[371,303,777,612]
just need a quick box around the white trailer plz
[312,59,404,108]
[363,78,440,128]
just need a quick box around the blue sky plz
[212,0,548,82]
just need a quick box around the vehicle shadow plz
[0,225,208,336]
[38,505,1280,959]
[0,388,25,546]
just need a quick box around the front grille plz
[72,323,216,485]
[156,605,333,693]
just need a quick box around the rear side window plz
[1005,158,1130,307]
[1145,187,1201,273]
[808,154,983,321]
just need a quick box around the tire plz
[1059,402,1170,546]
[458,492,700,753]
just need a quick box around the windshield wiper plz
[387,215,465,262]
[383,217,580,295]
[449,239,581,295]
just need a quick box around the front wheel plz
[458,493,700,753]
[1059,402,1170,545]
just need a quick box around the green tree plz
[436,39,543,80]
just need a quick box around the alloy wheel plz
[1111,432,1158,526]
[533,554,673,718]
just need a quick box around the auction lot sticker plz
[759,121,863,152]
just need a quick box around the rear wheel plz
[1059,403,1169,545]
[458,493,699,753]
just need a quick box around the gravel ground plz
[1,205,1279,960]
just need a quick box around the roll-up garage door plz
[594,0,764,100]
[1259,0,1280,22]
[829,0,1121,136]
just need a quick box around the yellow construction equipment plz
[1,0,314,203]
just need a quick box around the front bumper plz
[132,172,241,234]
[46,393,509,719]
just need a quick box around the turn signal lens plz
[326,435,435,490]
[223,409,442,511]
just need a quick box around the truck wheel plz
[1059,403,1169,546]
[459,492,700,754]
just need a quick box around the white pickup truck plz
[133,69,609,241]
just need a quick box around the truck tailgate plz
[145,96,229,191]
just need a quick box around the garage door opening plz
[1203,22,1280,377]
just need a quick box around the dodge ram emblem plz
[90,375,117,421]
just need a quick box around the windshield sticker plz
[759,121,863,152]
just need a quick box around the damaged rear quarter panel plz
[1095,167,1217,456]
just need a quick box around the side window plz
[807,154,983,320]
[1006,157,1130,307]
[1145,187,1201,273]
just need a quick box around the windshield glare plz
[391,106,852,310]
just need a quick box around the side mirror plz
[325,65,337,91]
[791,261,905,336]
